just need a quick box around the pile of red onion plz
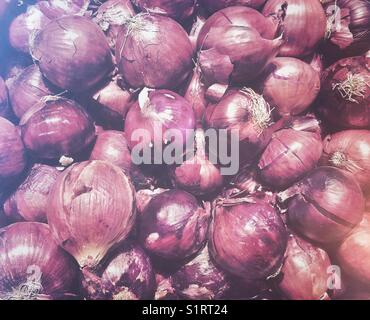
[0,0,369,301]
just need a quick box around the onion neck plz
[277,184,302,203]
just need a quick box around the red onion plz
[336,213,370,284]
[169,128,223,196]
[257,57,321,116]
[136,188,168,214]
[115,13,193,89]
[323,0,370,58]
[0,76,12,120]
[47,160,136,268]
[209,196,288,282]
[204,88,280,166]
[20,97,95,160]
[198,25,283,87]
[138,190,210,261]
[258,115,323,189]
[197,6,285,46]
[200,0,267,14]
[0,222,80,299]
[278,167,365,244]
[94,0,135,50]
[132,0,196,22]
[125,88,195,153]
[3,164,59,223]
[321,130,370,194]
[276,234,332,300]
[8,65,56,119]
[189,15,206,50]
[30,16,113,92]
[184,66,207,125]
[317,55,370,130]
[83,243,155,300]
[38,0,89,19]
[155,273,178,300]
[263,0,327,57]
[172,245,230,300]
[0,117,26,179]
[2,52,33,82]
[9,4,50,54]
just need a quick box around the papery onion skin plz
[170,128,223,196]
[0,222,80,298]
[138,190,210,261]
[20,97,96,159]
[336,214,370,285]
[209,197,288,282]
[172,245,230,300]
[0,76,12,120]
[280,167,365,244]
[132,0,196,22]
[197,6,283,46]
[125,88,195,152]
[38,0,89,19]
[115,14,193,89]
[136,188,168,214]
[317,55,370,130]
[257,57,321,116]
[0,117,26,179]
[200,0,267,13]
[263,0,326,57]
[277,234,332,300]
[258,116,323,189]
[321,130,370,194]
[199,25,283,86]
[47,160,136,268]
[155,273,178,300]
[3,164,59,223]
[8,65,55,119]
[94,0,135,50]
[30,16,113,92]
[189,15,206,51]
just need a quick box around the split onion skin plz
[262,0,327,57]
[20,97,96,160]
[277,234,332,300]
[0,222,81,298]
[0,117,27,180]
[8,65,55,119]
[4,164,60,223]
[115,14,193,90]
[209,197,288,282]
[47,160,136,268]
[280,167,365,244]
[322,130,370,194]
[257,57,321,116]
[30,16,114,92]
[138,190,210,261]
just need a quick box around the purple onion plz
[200,0,267,14]
[0,76,12,120]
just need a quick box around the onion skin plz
[279,167,365,244]
[172,245,230,300]
[0,76,12,120]
[197,6,283,45]
[125,88,195,152]
[258,57,321,116]
[321,130,370,194]
[132,0,196,22]
[9,4,50,53]
[258,116,323,189]
[209,196,288,282]
[317,55,370,130]
[277,234,332,300]
[136,188,168,214]
[8,65,55,119]
[0,117,26,179]
[138,190,210,261]
[0,222,80,298]
[336,214,370,285]
[20,97,96,160]
[198,25,283,86]
[170,128,223,196]
[30,16,113,92]
[263,0,326,57]
[94,0,135,50]
[47,160,136,268]
[200,0,267,13]
[115,14,193,90]
[38,0,89,19]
